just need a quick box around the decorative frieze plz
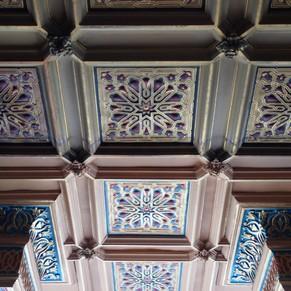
[113,262,181,291]
[0,68,49,143]
[216,35,248,58]
[89,0,202,9]
[104,180,189,235]
[230,209,291,284]
[95,67,198,142]
[0,205,63,283]
[246,68,291,143]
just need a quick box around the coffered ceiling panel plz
[113,262,182,291]
[95,67,198,143]
[104,180,189,235]
[0,68,49,143]
[245,67,291,143]
[89,0,203,9]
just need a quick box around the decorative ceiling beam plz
[232,168,291,180]
[102,235,191,246]
[89,165,207,180]
[233,192,291,205]
[0,167,69,180]
[96,248,196,261]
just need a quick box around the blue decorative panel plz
[230,208,291,284]
[246,68,291,143]
[95,67,198,142]
[113,262,182,291]
[0,68,49,143]
[0,206,63,282]
[105,180,189,235]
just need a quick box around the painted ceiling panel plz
[89,0,203,9]
[95,67,198,143]
[113,262,182,291]
[0,68,49,143]
[104,180,189,235]
[245,68,291,143]
[0,0,24,8]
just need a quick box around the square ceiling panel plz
[270,0,291,8]
[0,68,49,143]
[104,180,189,235]
[0,0,24,8]
[113,262,182,291]
[95,67,198,143]
[90,0,203,9]
[245,67,291,143]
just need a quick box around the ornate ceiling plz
[0,0,291,291]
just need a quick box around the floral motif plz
[96,68,197,142]
[0,68,49,142]
[230,209,291,284]
[29,207,63,282]
[114,262,181,291]
[0,0,24,8]
[48,36,73,57]
[105,181,189,235]
[90,0,202,9]
[246,68,291,142]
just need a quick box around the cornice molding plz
[96,248,196,261]
[233,192,291,205]
[89,165,207,180]
[0,167,69,180]
[232,168,291,180]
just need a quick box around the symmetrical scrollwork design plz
[216,35,248,58]
[0,0,24,8]
[0,206,62,283]
[0,68,49,142]
[105,181,189,235]
[114,262,181,291]
[90,0,202,9]
[48,35,73,57]
[230,209,291,284]
[96,67,197,142]
[29,207,63,282]
[0,206,41,234]
[246,68,291,142]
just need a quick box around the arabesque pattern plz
[105,181,189,235]
[0,68,49,143]
[114,262,181,291]
[96,67,197,142]
[246,68,291,143]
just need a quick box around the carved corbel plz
[65,161,88,177]
[67,239,98,260]
[204,159,232,178]
[193,241,226,262]
[48,35,73,57]
[216,34,249,58]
